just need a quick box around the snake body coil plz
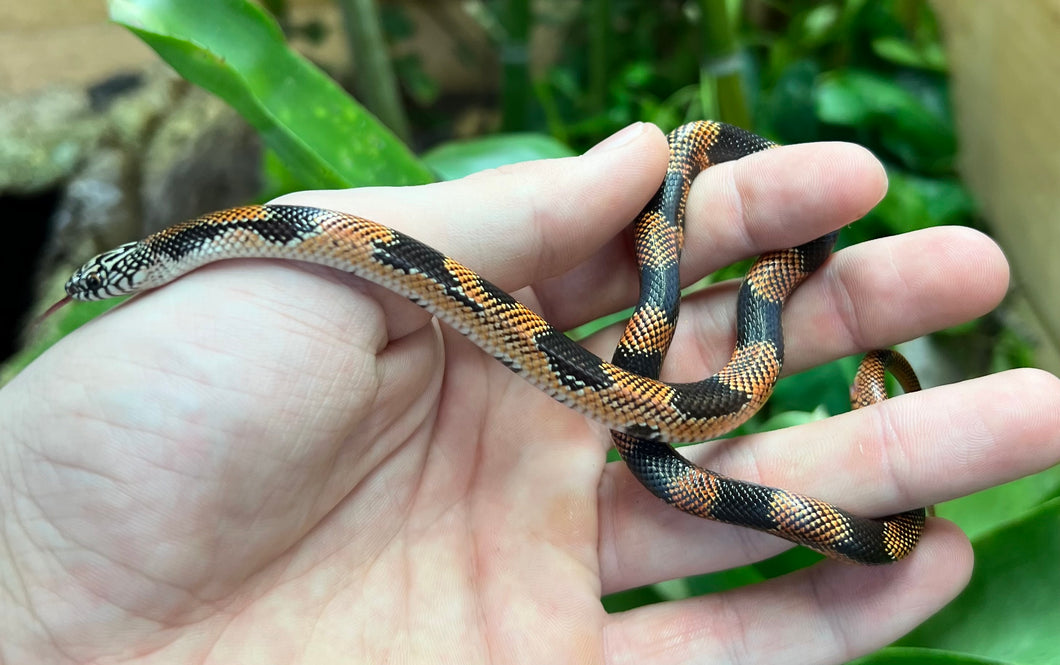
[63,121,925,564]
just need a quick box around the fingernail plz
[586,122,645,155]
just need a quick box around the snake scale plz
[59,121,925,564]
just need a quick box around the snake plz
[58,120,925,565]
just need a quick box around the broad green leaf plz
[937,467,1060,540]
[109,0,432,189]
[753,405,829,433]
[849,646,1014,665]
[770,357,859,417]
[815,70,910,126]
[422,133,575,181]
[601,584,668,613]
[898,498,1060,664]
[683,564,767,596]
[871,37,948,72]
[751,544,823,577]
[800,5,841,47]
[814,70,954,171]
[868,170,976,235]
[758,60,822,144]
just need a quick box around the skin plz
[2,122,1059,664]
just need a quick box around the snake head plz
[65,241,150,301]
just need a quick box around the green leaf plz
[757,60,822,144]
[683,564,766,596]
[814,70,955,171]
[601,584,667,613]
[849,646,1014,665]
[898,498,1060,664]
[769,357,859,417]
[815,70,908,126]
[751,545,823,578]
[753,405,829,433]
[871,37,947,72]
[109,0,432,189]
[867,170,976,236]
[936,466,1060,541]
[421,133,575,181]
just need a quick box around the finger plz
[782,224,1009,374]
[534,141,888,330]
[271,122,669,298]
[579,226,1008,380]
[598,368,1060,589]
[603,520,971,665]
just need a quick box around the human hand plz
[4,123,1058,664]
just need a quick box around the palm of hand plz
[11,263,610,662]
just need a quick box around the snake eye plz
[84,272,103,293]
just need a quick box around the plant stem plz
[697,0,751,127]
[337,0,412,142]
[498,0,532,131]
[587,0,610,115]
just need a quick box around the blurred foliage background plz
[16,0,1060,663]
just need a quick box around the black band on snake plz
[59,121,926,564]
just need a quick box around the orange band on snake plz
[62,121,925,564]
